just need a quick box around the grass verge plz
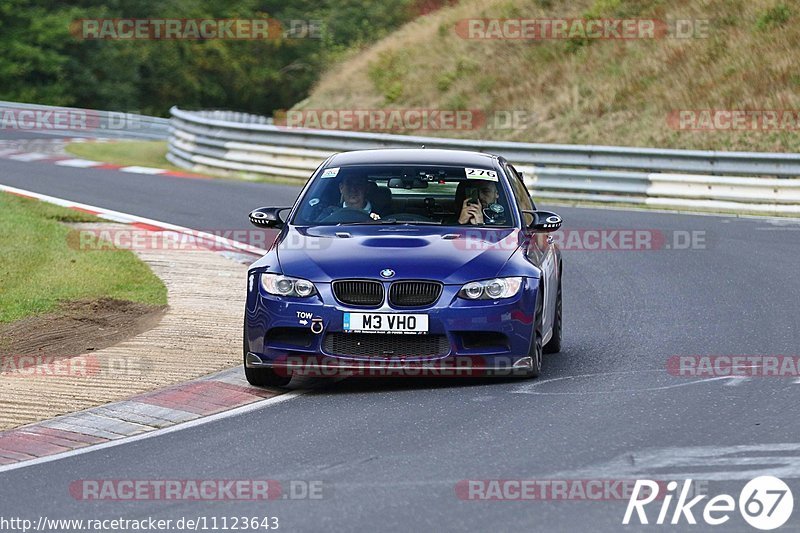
[0,192,167,323]
[65,140,186,171]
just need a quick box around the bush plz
[756,4,791,30]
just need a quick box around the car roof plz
[325,149,501,168]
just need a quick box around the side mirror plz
[249,207,290,229]
[522,210,563,232]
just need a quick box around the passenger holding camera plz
[458,180,500,225]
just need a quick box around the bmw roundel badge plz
[380,269,395,279]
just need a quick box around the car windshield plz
[292,164,514,227]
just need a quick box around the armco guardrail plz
[0,101,169,140]
[168,107,800,215]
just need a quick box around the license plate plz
[343,313,428,334]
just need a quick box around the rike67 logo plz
[623,477,794,530]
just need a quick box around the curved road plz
[1,131,799,532]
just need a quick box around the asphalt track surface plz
[1,130,799,532]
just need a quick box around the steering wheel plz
[318,207,373,224]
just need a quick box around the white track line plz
[8,152,52,162]
[119,165,168,174]
[513,370,742,395]
[723,376,751,386]
[0,391,307,474]
[54,158,104,168]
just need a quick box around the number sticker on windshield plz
[321,167,340,178]
[465,168,498,181]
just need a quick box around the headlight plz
[261,273,317,297]
[458,277,523,300]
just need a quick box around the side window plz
[505,163,534,226]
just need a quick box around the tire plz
[244,359,291,387]
[521,288,544,379]
[243,321,291,388]
[525,329,543,379]
[543,277,562,354]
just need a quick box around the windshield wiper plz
[346,218,441,226]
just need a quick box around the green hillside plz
[296,0,800,151]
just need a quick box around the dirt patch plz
[0,222,248,430]
[0,298,166,358]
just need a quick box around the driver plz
[341,175,372,212]
[457,180,504,225]
[317,175,381,221]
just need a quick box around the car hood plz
[276,226,522,284]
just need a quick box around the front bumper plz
[244,275,538,374]
[245,352,535,377]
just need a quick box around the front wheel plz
[543,278,562,354]
[520,290,544,379]
[244,359,291,388]
[524,329,543,378]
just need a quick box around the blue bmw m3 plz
[244,149,563,386]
